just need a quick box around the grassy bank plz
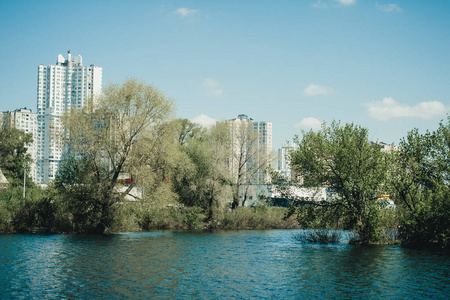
[2,197,401,235]
[110,203,300,232]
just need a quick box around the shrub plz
[214,207,299,230]
[0,201,12,233]
[293,229,342,244]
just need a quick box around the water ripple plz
[1,230,449,299]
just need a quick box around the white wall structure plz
[1,108,39,181]
[35,51,102,183]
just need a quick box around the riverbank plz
[110,205,301,232]
[0,199,417,247]
[0,200,301,234]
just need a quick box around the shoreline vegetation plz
[1,79,448,250]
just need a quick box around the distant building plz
[252,118,273,185]
[1,108,38,181]
[226,114,273,185]
[271,186,329,207]
[277,142,296,180]
[35,51,102,183]
[372,141,399,153]
[226,114,273,206]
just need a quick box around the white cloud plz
[312,0,355,9]
[295,117,322,130]
[334,0,356,5]
[366,97,448,121]
[304,83,333,96]
[376,3,402,12]
[192,114,217,127]
[311,0,328,9]
[175,7,198,17]
[202,78,224,97]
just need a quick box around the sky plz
[1,0,449,148]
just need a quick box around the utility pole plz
[23,160,26,200]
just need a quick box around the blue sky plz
[1,0,449,148]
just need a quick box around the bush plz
[184,206,204,229]
[0,201,12,233]
[108,201,141,233]
[213,207,299,230]
[293,229,342,244]
[135,202,203,230]
[399,190,450,248]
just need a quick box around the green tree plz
[173,121,232,221]
[0,121,44,233]
[56,78,174,233]
[289,121,388,243]
[0,125,34,187]
[389,116,450,248]
[227,120,270,208]
[176,118,203,146]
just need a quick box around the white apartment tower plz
[227,114,273,185]
[252,119,272,185]
[35,51,102,183]
[277,142,296,180]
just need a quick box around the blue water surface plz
[1,230,449,299]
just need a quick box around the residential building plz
[277,142,296,180]
[379,142,399,153]
[252,118,273,185]
[35,51,102,183]
[226,114,272,205]
[371,141,399,153]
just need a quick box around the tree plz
[289,121,388,243]
[0,125,34,187]
[389,115,450,248]
[0,121,62,233]
[56,79,174,233]
[173,121,232,221]
[227,119,271,208]
[175,118,202,146]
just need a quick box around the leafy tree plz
[138,119,195,199]
[175,118,203,146]
[227,119,271,208]
[289,121,388,243]
[389,115,450,248]
[173,121,232,220]
[56,78,174,233]
[0,125,34,187]
[0,119,44,233]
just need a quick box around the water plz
[1,230,449,299]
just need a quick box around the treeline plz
[280,118,449,249]
[0,79,448,249]
[0,79,297,234]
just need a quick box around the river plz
[1,230,448,299]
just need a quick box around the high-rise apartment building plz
[35,51,102,183]
[226,114,273,205]
[227,114,273,185]
[277,142,296,180]
[251,118,273,185]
